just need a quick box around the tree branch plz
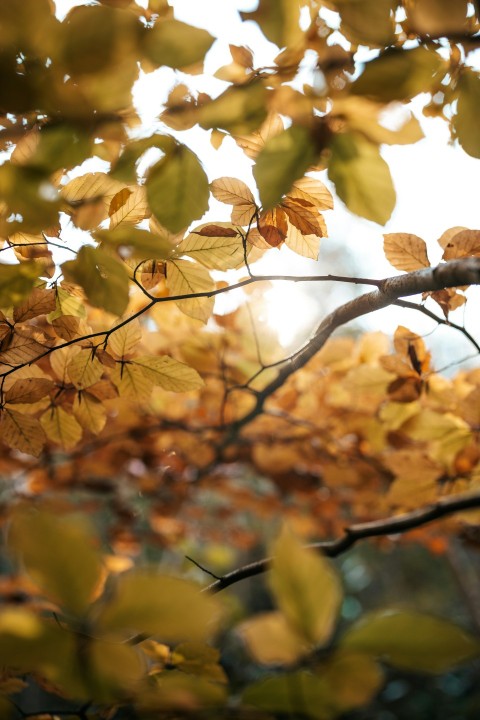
[218,258,480,443]
[204,491,480,593]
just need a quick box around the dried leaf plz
[383,233,430,271]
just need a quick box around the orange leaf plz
[383,233,430,272]
[258,208,288,247]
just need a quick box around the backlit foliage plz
[1,0,480,717]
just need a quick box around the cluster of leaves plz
[1,0,480,716]
[1,507,479,719]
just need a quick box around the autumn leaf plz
[131,355,204,392]
[40,406,83,450]
[341,610,480,673]
[383,233,430,271]
[166,259,214,323]
[0,408,46,457]
[176,223,245,270]
[442,229,480,260]
[269,526,342,646]
[4,378,54,405]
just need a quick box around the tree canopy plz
[1,0,480,717]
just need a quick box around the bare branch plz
[205,491,480,593]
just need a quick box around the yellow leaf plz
[383,233,430,271]
[239,611,310,665]
[108,320,143,358]
[0,408,46,457]
[133,355,204,392]
[269,526,342,646]
[9,506,103,616]
[403,409,471,469]
[442,229,480,260]
[67,348,104,389]
[210,177,256,207]
[61,172,125,204]
[243,672,332,719]
[176,223,245,270]
[109,185,149,229]
[73,392,107,434]
[97,570,223,642]
[285,224,321,260]
[320,650,383,712]
[166,259,214,323]
[111,362,153,400]
[289,176,334,211]
[40,406,83,449]
[341,610,480,673]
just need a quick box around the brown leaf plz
[258,208,288,247]
[109,187,133,216]
[51,315,82,341]
[13,288,56,323]
[281,197,326,237]
[5,378,54,405]
[442,229,480,260]
[229,44,254,69]
[388,376,423,403]
[437,226,468,249]
[193,224,238,238]
[210,177,256,206]
[383,233,430,272]
[0,408,46,457]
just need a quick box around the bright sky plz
[53,0,480,370]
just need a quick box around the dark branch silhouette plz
[204,490,480,593]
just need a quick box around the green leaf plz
[143,19,214,69]
[95,226,172,260]
[351,47,445,102]
[328,132,395,224]
[240,0,303,48]
[62,246,130,316]
[333,0,396,48]
[28,125,91,172]
[269,526,342,646]
[454,68,480,158]
[147,144,209,234]
[0,261,41,308]
[243,672,333,720]
[9,506,103,616]
[341,610,480,673]
[198,82,268,135]
[254,126,317,210]
[97,570,222,642]
[110,134,176,182]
